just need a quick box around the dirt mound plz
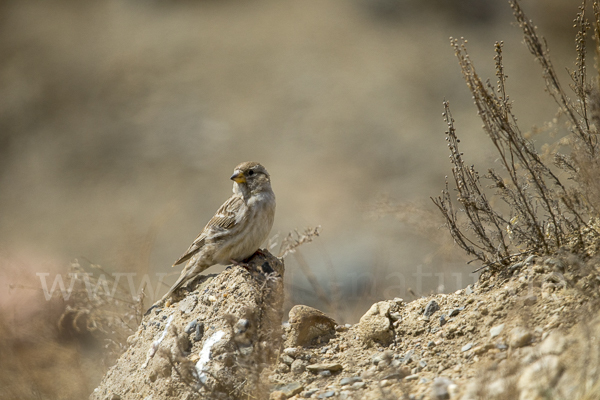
[90,251,600,399]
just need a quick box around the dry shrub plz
[433,0,600,272]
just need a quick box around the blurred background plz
[0,0,581,394]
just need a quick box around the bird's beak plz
[230,170,246,183]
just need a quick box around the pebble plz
[351,381,366,389]
[281,355,294,366]
[307,363,344,373]
[272,382,303,398]
[319,371,332,377]
[449,307,463,317]
[287,305,337,346]
[291,359,307,375]
[509,327,532,348]
[440,315,447,327]
[269,392,286,400]
[318,391,335,398]
[424,300,440,317]
[194,322,205,342]
[178,295,198,314]
[357,301,394,345]
[461,343,473,352]
[283,347,300,358]
[465,285,474,295]
[184,319,197,334]
[302,389,319,398]
[490,323,505,338]
[405,374,419,381]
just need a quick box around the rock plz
[440,315,447,327]
[405,374,419,381]
[340,376,362,386]
[272,382,304,398]
[194,321,205,342]
[291,359,307,375]
[357,301,394,346]
[281,354,294,366]
[302,388,319,398]
[465,285,474,295]
[490,323,505,338]
[178,295,198,314]
[424,300,440,317]
[461,343,473,352]
[287,305,337,347]
[509,327,532,348]
[283,347,300,358]
[90,250,285,400]
[371,350,393,365]
[448,308,461,317]
[306,363,343,373]
[318,390,335,398]
[431,377,454,400]
[269,391,286,400]
[352,381,366,389]
[184,319,197,334]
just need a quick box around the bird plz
[160,161,276,303]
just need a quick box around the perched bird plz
[161,161,276,303]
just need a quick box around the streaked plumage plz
[161,161,276,302]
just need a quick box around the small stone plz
[272,382,303,398]
[287,305,337,347]
[352,381,366,389]
[424,300,440,317]
[390,312,402,321]
[340,377,354,386]
[291,359,307,375]
[318,391,335,398]
[184,319,197,334]
[490,323,505,338]
[428,341,436,348]
[372,350,393,365]
[461,343,473,352]
[283,347,299,358]
[178,295,198,314]
[405,374,419,381]
[465,285,473,295]
[448,308,461,317]
[509,327,532,348]
[302,389,319,398]
[269,391,286,400]
[281,354,294,366]
[319,370,331,377]
[357,301,394,346]
[306,363,343,373]
[440,315,447,327]
[194,322,205,342]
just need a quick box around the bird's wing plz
[172,195,245,266]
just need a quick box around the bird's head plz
[230,161,271,194]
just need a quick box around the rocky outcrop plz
[90,250,284,400]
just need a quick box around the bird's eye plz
[248,170,254,176]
